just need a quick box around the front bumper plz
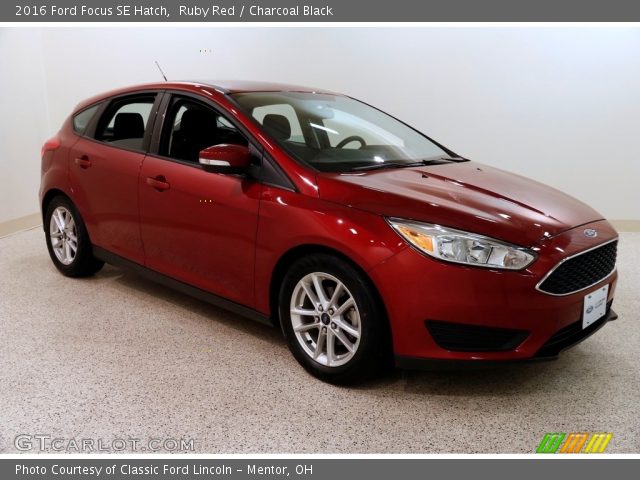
[368,219,619,364]
[396,307,617,370]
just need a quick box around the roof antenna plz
[154,61,168,82]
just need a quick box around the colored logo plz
[583,228,598,238]
[536,432,612,453]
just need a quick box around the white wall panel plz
[0,28,50,222]
[1,27,639,223]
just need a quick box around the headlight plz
[387,218,536,270]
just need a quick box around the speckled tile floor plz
[0,228,638,453]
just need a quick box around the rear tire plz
[44,196,104,277]
[279,253,390,384]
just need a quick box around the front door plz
[138,95,261,306]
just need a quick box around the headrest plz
[113,113,144,140]
[180,108,217,136]
[262,114,291,141]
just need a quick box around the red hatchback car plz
[40,81,618,383]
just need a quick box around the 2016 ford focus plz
[40,81,618,383]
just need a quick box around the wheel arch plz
[41,188,71,227]
[268,244,391,339]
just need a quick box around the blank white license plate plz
[583,284,609,329]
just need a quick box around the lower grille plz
[535,301,613,358]
[537,240,617,295]
[426,320,530,352]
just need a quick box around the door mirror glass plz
[199,144,252,173]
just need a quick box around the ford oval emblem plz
[584,228,598,238]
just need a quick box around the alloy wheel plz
[289,272,362,367]
[49,206,78,265]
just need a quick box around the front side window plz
[232,92,451,172]
[94,95,157,151]
[159,97,248,163]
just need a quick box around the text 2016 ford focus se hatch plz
[39,81,618,383]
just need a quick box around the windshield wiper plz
[421,155,469,163]
[351,156,466,172]
[351,161,425,172]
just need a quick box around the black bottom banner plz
[2,458,637,480]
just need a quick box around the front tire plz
[279,253,390,384]
[44,196,104,277]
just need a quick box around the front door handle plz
[146,175,170,192]
[75,155,91,169]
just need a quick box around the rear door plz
[69,92,162,263]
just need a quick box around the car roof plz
[75,80,338,112]
[197,80,335,94]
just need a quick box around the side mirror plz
[199,144,252,174]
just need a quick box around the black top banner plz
[6,0,640,22]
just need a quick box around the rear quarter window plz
[72,104,100,135]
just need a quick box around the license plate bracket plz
[583,285,609,329]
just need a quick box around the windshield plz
[231,92,451,173]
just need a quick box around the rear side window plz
[72,104,100,135]
[94,94,157,151]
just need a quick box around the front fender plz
[253,185,407,315]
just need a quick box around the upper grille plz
[537,240,617,295]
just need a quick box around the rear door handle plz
[146,175,170,191]
[75,155,91,169]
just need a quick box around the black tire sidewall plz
[279,253,388,383]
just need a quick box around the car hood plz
[316,161,604,247]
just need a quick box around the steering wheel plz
[336,135,367,149]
